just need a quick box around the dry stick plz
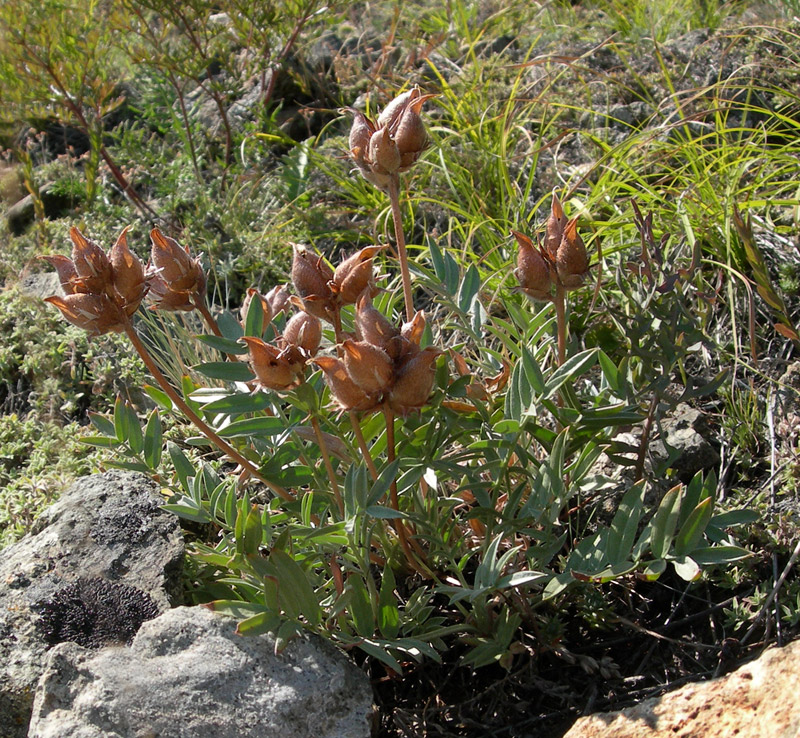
[310,415,344,515]
[387,174,415,322]
[122,315,294,503]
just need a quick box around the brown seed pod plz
[69,227,113,295]
[241,336,303,391]
[44,293,124,336]
[313,355,377,412]
[556,217,590,290]
[355,292,400,354]
[282,311,322,355]
[544,192,567,259]
[388,346,442,414]
[341,339,394,395]
[332,246,382,305]
[512,230,552,302]
[109,227,147,312]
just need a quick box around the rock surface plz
[0,471,184,738]
[28,605,373,738]
[563,640,800,738]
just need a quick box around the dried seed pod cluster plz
[514,193,591,300]
[313,293,441,415]
[43,227,147,336]
[347,87,434,190]
[147,228,207,311]
[291,243,382,321]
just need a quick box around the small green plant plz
[42,87,753,672]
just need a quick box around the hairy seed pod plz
[149,229,200,291]
[242,336,301,391]
[342,339,394,394]
[44,293,123,336]
[333,246,382,304]
[556,217,590,290]
[265,284,291,318]
[291,245,333,300]
[348,109,374,166]
[282,311,322,355]
[377,88,418,130]
[70,227,113,294]
[544,192,567,259]
[368,127,401,175]
[355,292,400,353]
[109,227,147,312]
[313,356,376,412]
[512,230,552,301]
[388,346,442,414]
[41,254,80,294]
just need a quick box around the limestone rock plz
[563,640,800,738]
[28,605,373,738]
[0,471,184,738]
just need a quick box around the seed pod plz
[242,336,301,391]
[556,217,590,290]
[348,109,374,166]
[342,339,393,395]
[313,356,376,412]
[41,254,80,294]
[291,245,334,300]
[368,127,401,176]
[377,88,417,130]
[388,346,442,414]
[44,293,123,336]
[265,284,291,318]
[355,292,400,353]
[544,193,567,259]
[393,93,434,170]
[332,245,382,304]
[149,228,202,292]
[146,275,196,312]
[512,230,552,301]
[282,311,322,355]
[109,227,147,313]
[70,227,113,294]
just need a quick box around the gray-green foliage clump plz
[47,83,751,673]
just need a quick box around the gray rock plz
[653,403,719,482]
[28,606,373,738]
[0,471,184,738]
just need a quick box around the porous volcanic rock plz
[28,605,373,738]
[563,639,800,738]
[0,471,184,738]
